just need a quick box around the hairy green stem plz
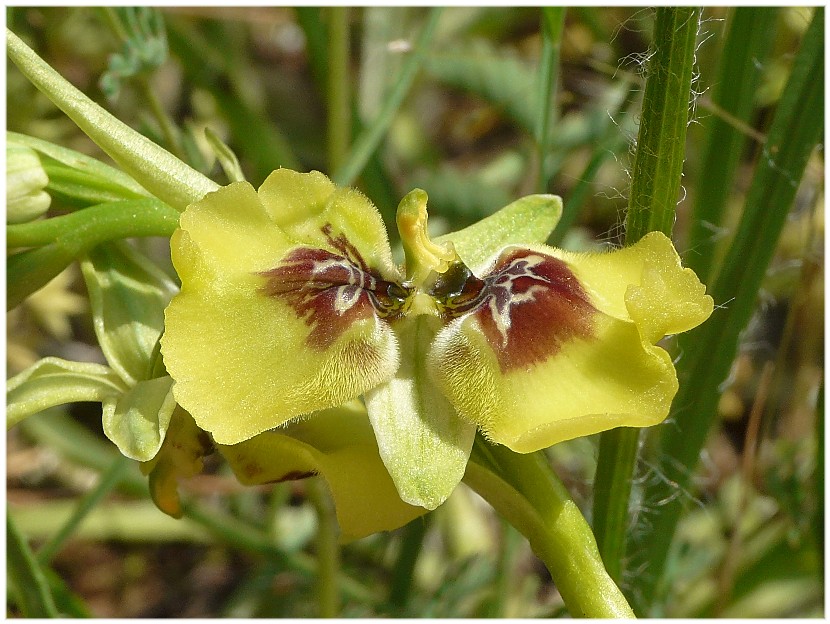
[593,6,700,590]
[465,441,634,618]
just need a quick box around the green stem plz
[7,198,180,248]
[6,29,218,210]
[306,479,340,617]
[465,440,634,618]
[36,456,132,564]
[333,8,442,186]
[624,7,700,242]
[327,7,351,173]
[388,516,428,610]
[7,513,59,617]
[592,7,700,592]
[534,7,566,194]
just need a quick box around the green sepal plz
[8,131,150,206]
[102,375,176,462]
[7,357,129,429]
[435,193,562,271]
[203,127,245,183]
[364,314,476,510]
[80,241,177,386]
[218,401,426,541]
[7,243,80,310]
[6,31,218,210]
[6,141,50,223]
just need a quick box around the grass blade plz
[686,7,778,281]
[7,513,59,617]
[629,8,824,613]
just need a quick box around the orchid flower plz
[161,169,713,510]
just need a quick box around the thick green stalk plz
[327,7,351,173]
[6,29,218,210]
[592,7,700,587]
[629,8,824,613]
[7,513,59,617]
[465,441,634,618]
[534,7,566,193]
[687,8,778,282]
[333,8,442,187]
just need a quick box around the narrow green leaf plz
[6,29,218,210]
[204,127,246,183]
[593,7,701,587]
[80,241,177,385]
[534,8,566,193]
[630,8,824,612]
[8,131,151,199]
[37,456,132,564]
[7,243,81,310]
[333,8,443,186]
[102,376,176,462]
[7,357,128,429]
[7,513,59,617]
[687,8,778,281]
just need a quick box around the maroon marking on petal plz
[471,249,596,372]
[259,225,409,349]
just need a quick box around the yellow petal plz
[217,402,426,541]
[162,172,402,445]
[429,239,713,453]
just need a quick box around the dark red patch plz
[259,225,409,349]
[467,249,596,372]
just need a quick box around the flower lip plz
[259,243,411,349]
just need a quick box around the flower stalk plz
[465,440,635,618]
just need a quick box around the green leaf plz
[204,126,246,183]
[436,193,562,271]
[102,376,176,461]
[6,30,218,210]
[686,8,778,282]
[8,131,151,200]
[80,241,177,385]
[7,513,59,617]
[630,8,824,612]
[7,357,129,429]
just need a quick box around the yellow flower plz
[161,169,713,510]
